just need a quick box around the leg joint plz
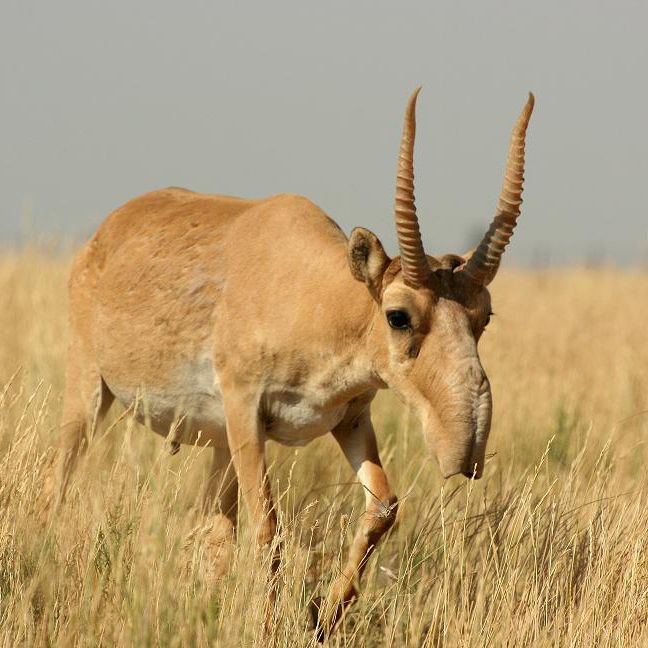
[365,493,398,540]
[256,510,277,547]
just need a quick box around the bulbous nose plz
[462,467,482,480]
[437,453,483,480]
[423,357,492,481]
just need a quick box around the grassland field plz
[1,250,647,646]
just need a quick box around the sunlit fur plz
[375,254,494,478]
[50,188,497,636]
[52,91,532,638]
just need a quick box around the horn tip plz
[408,86,422,106]
[526,92,535,112]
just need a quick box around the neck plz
[326,266,386,394]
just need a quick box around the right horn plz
[462,93,535,287]
[394,87,432,288]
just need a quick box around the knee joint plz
[366,494,398,540]
[256,513,277,547]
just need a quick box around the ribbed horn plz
[394,86,431,288]
[462,93,535,287]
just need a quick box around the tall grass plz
[0,252,647,646]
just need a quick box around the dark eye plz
[386,310,411,330]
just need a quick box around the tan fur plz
[55,187,496,635]
[54,91,532,639]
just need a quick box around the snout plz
[437,448,484,480]
[437,436,486,480]
[432,376,492,481]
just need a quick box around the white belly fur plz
[104,355,347,448]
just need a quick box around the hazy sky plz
[2,1,647,265]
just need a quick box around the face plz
[371,255,494,479]
[349,88,533,479]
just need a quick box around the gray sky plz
[2,1,647,265]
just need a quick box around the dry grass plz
[1,250,647,646]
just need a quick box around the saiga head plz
[348,88,535,479]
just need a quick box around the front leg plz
[315,406,397,640]
[223,392,279,625]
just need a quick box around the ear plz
[347,227,390,300]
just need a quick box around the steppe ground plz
[1,250,647,647]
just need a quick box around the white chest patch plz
[263,391,349,446]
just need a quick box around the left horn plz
[462,93,535,286]
[394,87,431,288]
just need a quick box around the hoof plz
[309,584,358,642]
[308,596,326,643]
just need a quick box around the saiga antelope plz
[53,88,534,638]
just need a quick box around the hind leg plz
[201,445,239,577]
[53,348,114,507]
